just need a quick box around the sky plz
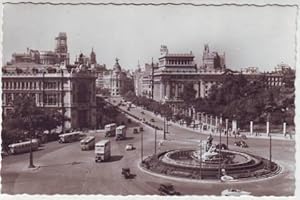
[2,4,298,71]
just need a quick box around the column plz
[175,83,178,99]
[215,116,218,129]
[232,120,237,133]
[250,121,253,135]
[283,122,287,136]
[210,115,213,132]
[166,82,171,99]
[266,121,270,136]
[225,118,229,131]
[160,82,164,101]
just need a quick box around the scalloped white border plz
[0,0,299,200]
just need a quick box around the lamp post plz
[141,125,144,163]
[28,130,35,168]
[218,122,222,180]
[269,134,272,171]
[154,128,157,155]
[163,116,166,140]
[199,140,202,179]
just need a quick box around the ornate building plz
[2,63,97,129]
[202,44,226,70]
[151,46,225,103]
[103,58,126,96]
[7,32,70,67]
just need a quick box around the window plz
[45,94,57,105]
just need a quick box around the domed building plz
[103,58,126,96]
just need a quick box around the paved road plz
[1,97,295,195]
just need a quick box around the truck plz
[116,125,126,140]
[95,140,111,162]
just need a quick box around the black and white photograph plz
[0,0,299,199]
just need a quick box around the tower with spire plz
[90,48,97,65]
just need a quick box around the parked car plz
[158,183,180,195]
[150,118,155,122]
[141,111,145,115]
[139,127,144,132]
[133,128,138,134]
[125,144,135,151]
[234,140,248,148]
[221,188,251,196]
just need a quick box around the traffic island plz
[140,149,281,182]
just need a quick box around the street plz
[1,98,295,195]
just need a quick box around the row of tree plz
[181,74,295,128]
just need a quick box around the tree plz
[120,76,134,96]
[5,94,51,167]
[181,82,197,103]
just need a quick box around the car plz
[150,118,155,122]
[240,134,248,140]
[125,144,135,151]
[221,188,251,196]
[158,183,180,195]
[216,143,228,150]
[234,140,248,148]
[141,111,145,115]
[122,168,131,179]
[133,128,138,134]
[139,127,144,132]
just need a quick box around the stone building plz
[2,63,97,130]
[102,58,126,96]
[151,46,225,103]
[202,44,226,70]
[7,32,70,67]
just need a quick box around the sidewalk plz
[139,106,294,141]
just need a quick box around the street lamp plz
[199,140,202,179]
[141,125,144,163]
[269,134,272,172]
[154,127,157,155]
[218,120,222,180]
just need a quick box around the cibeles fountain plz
[140,135,281,181]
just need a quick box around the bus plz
[116,125,127,140]
[80,136,96,150]
[95,140,111,162]
[58,132,81,143]
[104,123,117,137]
[8,139,39,154]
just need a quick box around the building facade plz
[151,46,225,103]
[102,58,126,96]
[7,32,70,67]
[2,64,97,130]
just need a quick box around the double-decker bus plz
[104,123,117,137]
[58,132,81,143]
[115,125,127,140]
[80,136,96,150]
[95,140,111,162]
[8,139,39,154]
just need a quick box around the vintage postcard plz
[0,0,299,199]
